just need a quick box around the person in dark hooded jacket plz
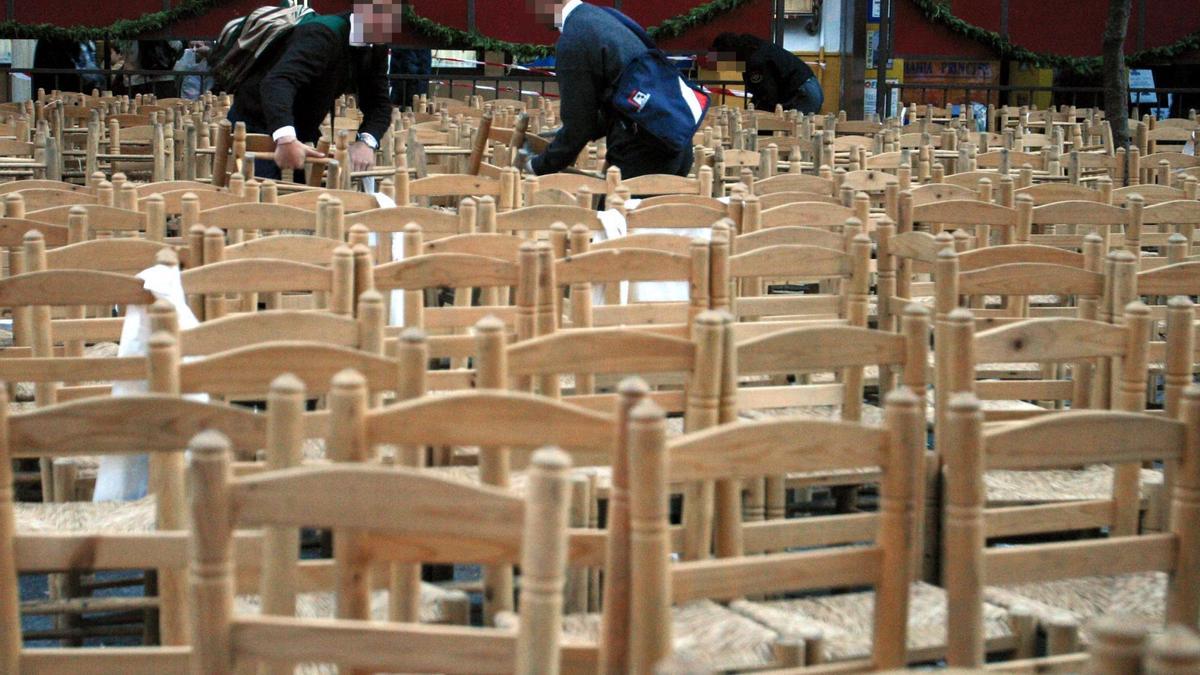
[710,32,824,114]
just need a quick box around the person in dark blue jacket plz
[711,32,824,114]
[523,0,693,178]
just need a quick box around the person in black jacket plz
[710,33,824,114]
[523,0,693,179]
[226,6,392,181]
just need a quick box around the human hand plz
[273,136,325,170]
[517,145,537,175]
[349,141,375,172]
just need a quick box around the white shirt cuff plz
[272,126,297,143]
[358,132,378,149]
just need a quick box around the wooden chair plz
[555,230,710,334]
[0,391,272,668]
[0,262,156,488]
[1027,199,1131,251]
[718,218,872,330]
[908,194,1033,247]
[733,305,931,553]
[618,387,925,670]
[348,203,468,263]
[190,413,572,674]
[942,389,1200,667]
[939,304,1158,537]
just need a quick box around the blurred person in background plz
[174,41,213,100]
[710,32,824,114]
[117,40,185,98]
[390,48,432,110]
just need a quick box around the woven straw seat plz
[234,585,454,625]
[13,495,156,532]
[731,581,1015,663]
[231,587,461,675]
[984,573,1166,645]
[925,390,1044,424]
[985,465,1162,505]
[501,600,778,671]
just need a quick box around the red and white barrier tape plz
[434,80,560,99]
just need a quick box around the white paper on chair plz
[94,264,205,502]
[590,209,712,304]
[364,184,404,323]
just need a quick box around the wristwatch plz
[357,132,379,150]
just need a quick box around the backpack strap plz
[598,6,656,50]
[299,12,352,44]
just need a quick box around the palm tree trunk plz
[1103,0,1133,150]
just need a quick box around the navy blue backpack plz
[600,7,711,153]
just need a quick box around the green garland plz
[909,0,1200,76]
[0,0,232,41]
[404,0,756,61]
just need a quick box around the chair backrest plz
[155,188,247,218]
[189,430,572,675]
[423,231,525,261]
[177,296,384,358]
[1112,183,1190,206]
[182,247,353,319]
[134,180,216,198]
[373,226,526,338]
[939,305,1153,534]
[840,169,899,195]
[403,173,508,205]
[614,168,713,199]
[494,204,604,234]
[4,190,95,216]
[277,188,382,213]
[43,237,171,276]
[753,172,835,197]
[933,239,1107,325]
[719,219,871,329]
[499,311,725,427]
[907,182,980,206]
[1014,182,1108,206]
[755,190,842,208]
[1028,199,1130,250]
[553,234,710,333]
[942,389,1200,668]
[27,204,152,238]
[620,387,924,672]
[736,305,929,420]
[221,233,346,266]
[635,194,728,210]
[757,200,857,229]
[196,202,318,234]
[909,195,1031,251]
[623,203,727,232]
[0,180,87,196]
